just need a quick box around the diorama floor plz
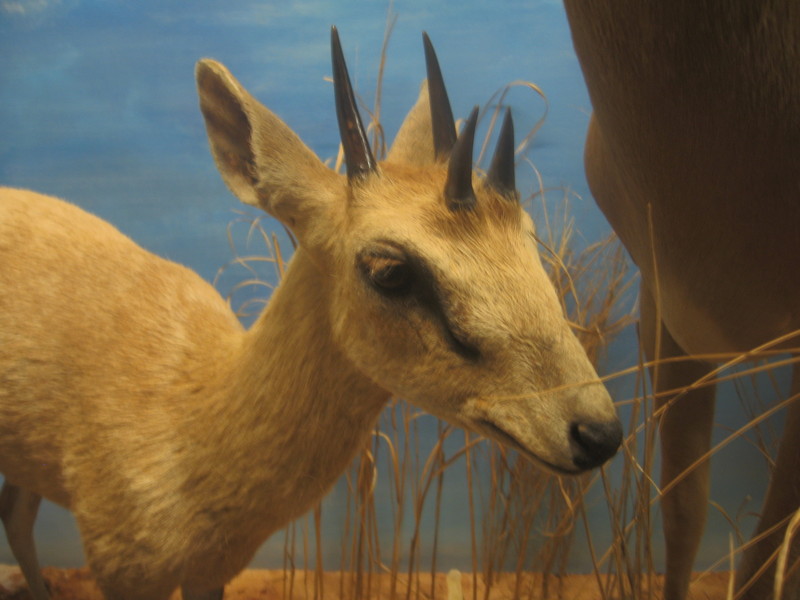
[0,565,731,599]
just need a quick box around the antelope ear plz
[386,80,436,166]
[196,59,342,241]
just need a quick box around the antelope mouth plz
[474,418,579,476]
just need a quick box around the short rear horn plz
[444,106,479,211]
[486,108,518,200]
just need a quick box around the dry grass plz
[0,566,737,600]
[212,19,635,600]
[207,14,800,600]
[0,12,796,600]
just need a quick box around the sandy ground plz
[0,565,731,599]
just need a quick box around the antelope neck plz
[215,247,389,518]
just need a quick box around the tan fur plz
[563,2,800,599]
[0,51,620,599]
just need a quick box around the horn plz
[486,108,518,199]
[422,32,457,160]
[331,26,377,180]
[444,106,479,211]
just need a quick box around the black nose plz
[569,419,623,471]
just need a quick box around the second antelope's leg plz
[735,362,800,600]
[182,587,224,600]
[0,481,50,600]
[639,285,717,600]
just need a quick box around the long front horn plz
[444,106,479,211]
[422,32,457,160]
[331,26,377,180]
[486,108,518,200]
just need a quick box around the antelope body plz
[0,30,621,599]
[563,2,800,598]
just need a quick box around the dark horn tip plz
[486,107,518,200]
[422,32,457,160]
[331,26,377,181]
[444,106,479,211]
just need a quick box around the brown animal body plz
[563,2,800,599]
[0,30,621,600]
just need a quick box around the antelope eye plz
[359,253,414,296]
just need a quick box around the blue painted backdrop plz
[0,0,783,575]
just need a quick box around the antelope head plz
[196,28,622,474]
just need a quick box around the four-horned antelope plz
[0,29,622,599]
[563,2,800,599]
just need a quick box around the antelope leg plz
[0,481,50,600]
[735,362,800,600]
[639,284,717,600]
